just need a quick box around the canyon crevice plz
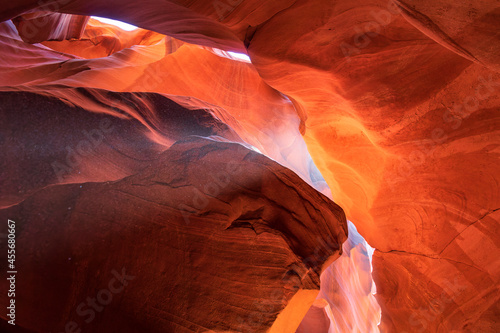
[0,0,498,332]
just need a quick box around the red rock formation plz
[393,0,500,72]
[0,90,240,207]
[0,0,499,331]
[0,138,347,333]
[12,12,88,43]
[42,17,169,59]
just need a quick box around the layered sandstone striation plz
[0,0,499,331]
[0,138,347,333]
[0,90,240,208]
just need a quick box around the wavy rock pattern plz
[12,11,88,43]
[0,90,240,207]
[0,138,347,333]
[0,0,499,331]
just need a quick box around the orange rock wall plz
[0,0,499,331]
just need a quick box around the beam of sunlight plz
[91,16,138,31]
[227,51,251,63]
[210,48,251,63]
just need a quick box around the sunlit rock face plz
[298,222,381,333]
[1,0,499,332]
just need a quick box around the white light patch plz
[92,16,138,31]
[210,48,251,63]
[227,51,251,63]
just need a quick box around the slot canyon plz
[0,0,498,332]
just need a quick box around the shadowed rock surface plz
[0,138,347,333]
[0,90,240,208]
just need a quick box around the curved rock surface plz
[0,90,240,208]
[12,11,88,43]
[0,137,347,333]
[0,0,499,331]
